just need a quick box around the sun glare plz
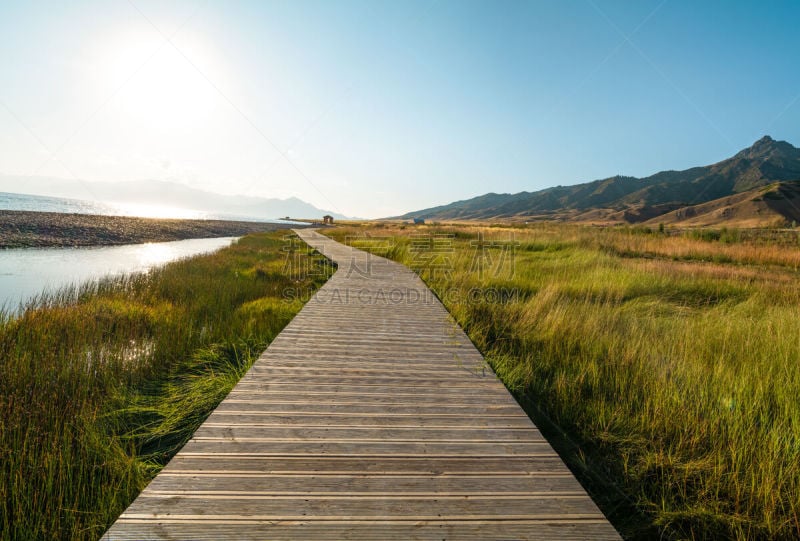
[96,29,221,129]
[136,241,174,268]
[111,202,206,220]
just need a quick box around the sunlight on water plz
[0,192,308,223]
[0,237,237,313]
[108,202,208,220]
[136,242,177,267]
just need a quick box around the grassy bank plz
[0,231,331,540]
[327,223,800,540]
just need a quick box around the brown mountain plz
[399,136,800,226]
[644,181,800,228]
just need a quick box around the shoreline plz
[0,210,309,248]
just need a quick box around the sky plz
[0,0,799,219]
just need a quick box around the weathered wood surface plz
[103,229,619,540]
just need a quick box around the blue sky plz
[0,0,798,218]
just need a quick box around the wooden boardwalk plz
[103,229,619,540]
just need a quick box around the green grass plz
[327,223,800,540]
[0,231,331,540]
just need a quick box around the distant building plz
[413,218,425,225]
[323,215,334,224]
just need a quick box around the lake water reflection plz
[0,237,237,312]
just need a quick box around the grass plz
[327,222,800,540]
[0,230,332,540]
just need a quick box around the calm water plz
[1,191,122,216]
[0,237,237,312]
[0,191,305,224]
[0,191,304,312]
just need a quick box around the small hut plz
[323,215,334,225]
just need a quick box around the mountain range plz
[0,176,348,220]
[398,136,800,227]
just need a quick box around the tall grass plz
[0,231,331,540]
[328,223,800,540]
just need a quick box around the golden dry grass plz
[327,222,800,540]
[0,231,332,540]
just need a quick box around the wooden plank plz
[162,455,576,475]
[102,523,619,541]
[118,496,606,517]
[142,475,586,493]
[203,413,536,426]
[212,401,524,412]
[177,441,558,456]
[103,229,619,540]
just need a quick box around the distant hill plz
[0,177,349,221]
[398,136,800,227]
[643,181,800,228]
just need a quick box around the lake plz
[0,191,306,224]
[0,237,237,312]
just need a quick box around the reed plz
[328,223,800,540]
[0,231,331,540]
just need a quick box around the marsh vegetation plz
[328,223,800,540]
[0,231,331,540]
